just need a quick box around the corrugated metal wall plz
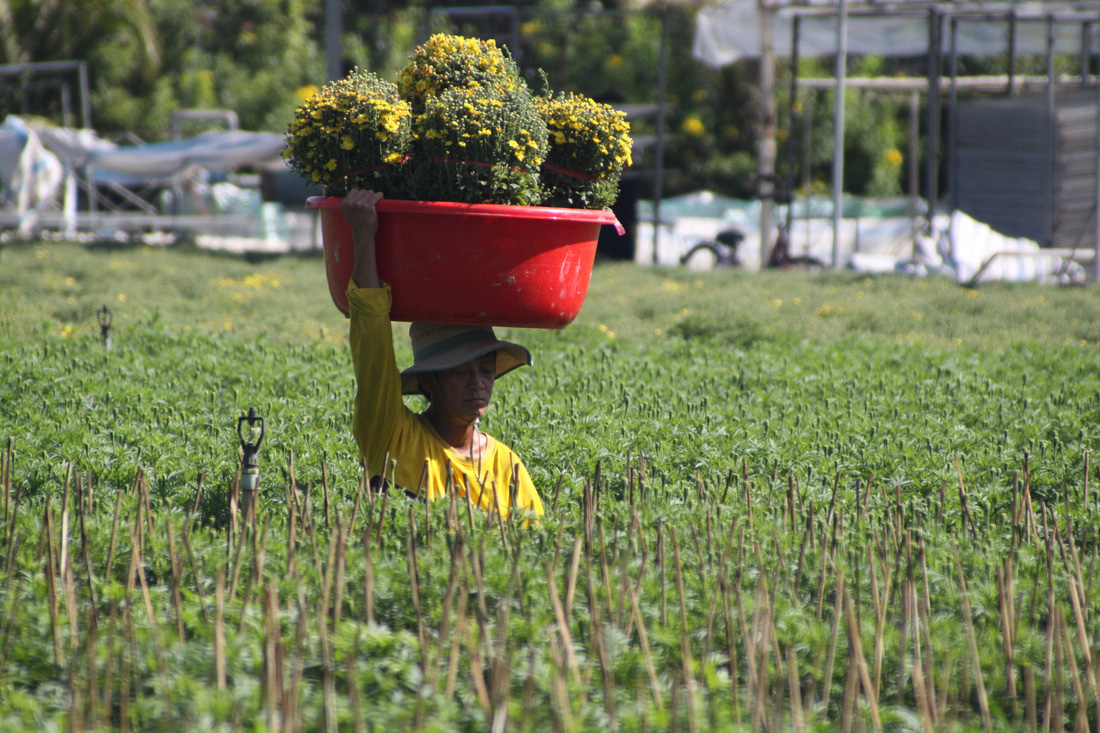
[1054,95,1098,251]
[951,90,1097,253]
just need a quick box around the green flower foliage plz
[537,91,633,209]
[408,85,548,206]
[282,69,412,197]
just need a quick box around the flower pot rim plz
[306,196,619,225]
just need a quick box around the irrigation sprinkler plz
[237,408,265,525]
[96,304,112,350]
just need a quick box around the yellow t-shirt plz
[348,282,544,519]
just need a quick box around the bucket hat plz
[400,322,532,396]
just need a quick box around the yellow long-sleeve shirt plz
[348,282,544,519]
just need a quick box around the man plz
[341,189,544,518]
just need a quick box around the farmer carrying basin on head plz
[341,188,544,519]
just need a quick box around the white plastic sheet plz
[694,0,1097,65]
[0,116,63,222]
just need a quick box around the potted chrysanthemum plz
[286,34,630,327]
[282,70,411,197]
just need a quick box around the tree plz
[0,0,159,74]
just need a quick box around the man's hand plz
[342,189,384,289]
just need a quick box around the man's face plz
[428,353,496,422]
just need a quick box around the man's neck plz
[425,408,485,455]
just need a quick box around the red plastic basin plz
[307,197,620,328]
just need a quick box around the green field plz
[2,239,1100,731]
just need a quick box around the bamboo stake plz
[952,543,992,732]
[624,573,663,710]
[749,586,770,732]
[820,569,846,708]
[787,645,805,733]
[180,529,210,624]
[119,605,131,733]
[1023,662,1038,732]
[83,603,97,731]
[361,523,375,626]
[1052,611,1065,733]
[551,472,564,513]
[1056,607,1089,733]
[317,596,338,733]
[263,581,281,732]
[996,565,1017,705]
[953,454,978,536]
[0,546,22,666]
[238,516,272,634]
[166,522,185,644]
[908,579,935,733]
[586,557,617,730]
[718,574,741,723]
[283,588,308,733]
[842,581,882,732]
[868,546,886,697]
[407,508,426,649]
[320,515,338,627]
[44,504,64,668]
[349,462,367,535]
[133,530,173,726]
[100,600,118,731]
[466,617,493,721]
[186,471,203,536]
[227,516,251,603]
[104,489,124,579]
[545,562,584,693]
[4,495,20,579]
[432,530,465,692]
[321,460,332,528]
[564,537,583,618]
[657,520,667,627]
[670,529,700,733]
[547,631,576,733]
[60,463,71,593]
[347,632,365,733]
[0,440,8,528]
[332,518,348,628]
[215,568,226,691]
[444,576,469,700]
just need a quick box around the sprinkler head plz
[237,407,265,469]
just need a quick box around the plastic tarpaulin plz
[0,116,63,217]
[5,117,286,185]
[85,130,286,183]
[694,0,1098,65]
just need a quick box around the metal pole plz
[1047,15,1057,247]
[1082,22,1092,90]
[510,7,521,65]
[77,61,91,129]
[831,0,848,268]
[1094,19,1100,281]
[61,82,71,130]
[61,84,76,237]
[925,9,942,235]
[802,94,813,250]
[759,0,777,269]
[326,0,343,82]
[786,16,801,237]
[651,6,668,265]
[1007,10,1017,95]
[909,90,921,254]
[949,18,959,215]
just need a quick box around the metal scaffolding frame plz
[766,1,1100,275]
